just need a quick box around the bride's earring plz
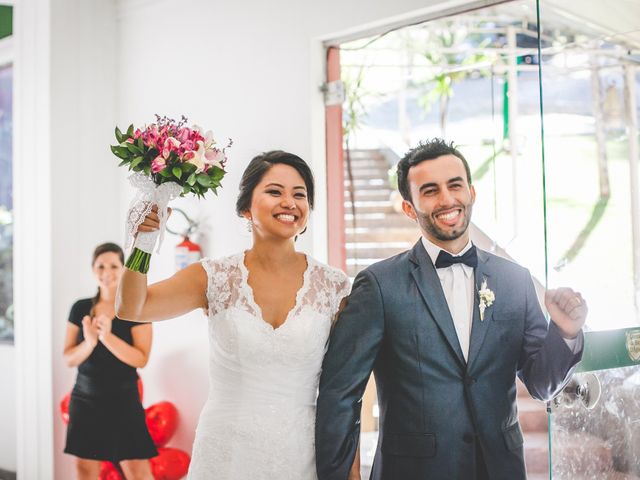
[246,218,253,232]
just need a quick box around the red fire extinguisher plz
[175,236,202,270]
[167,208,203,270]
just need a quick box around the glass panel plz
[338,2,548,477]
[0,63,13,344]
[538,0,640,330]
[549,343,640,479]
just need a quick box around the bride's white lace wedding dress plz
[187,253,351,480]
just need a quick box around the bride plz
[116,151,360,479]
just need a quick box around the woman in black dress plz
[63,242,156,479]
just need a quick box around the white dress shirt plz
[421,236,580,361]
[422,237,475,361]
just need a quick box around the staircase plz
[344,148,418,278]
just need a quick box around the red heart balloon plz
[99,461,123,480]
[150,447,190,480]
[145,401,179,447]
[137,374,144,403]
[60,392,71,424]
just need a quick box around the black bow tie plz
[434,246,478,269]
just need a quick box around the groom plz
[315,139,586,480]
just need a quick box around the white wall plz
[14,0,499,478]
[49,0,120,478]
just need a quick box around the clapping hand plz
[95,315,113,342]
[545,287,588,339]
[81,315,99,348]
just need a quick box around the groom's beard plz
[416,202,473,242]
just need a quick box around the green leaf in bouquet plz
[181,162,197,175]
[126,124,134,137]
[118,159,129,167]
[115,126,123,143]
[159,168,171,178]
[196,174,212,187]
[111,145,131,159]
[126,143,143,155]
[143,165,151,175]
[137,137,144,150]
[172,166,183,179]
[210,166,225,181]
[186,172,197,186]
[182,185,192,196]
[131,156,144,169]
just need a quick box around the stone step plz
[523,432,550,475]
[346,243,412,260]
[345,212,415,228]
[346,149,386,159]
[345,170,389,181]
[518,397,549,434]
[345,178,389,189]
[345,165,391,176]
[345,200,396,214]
[345,189,394,201]
[345,158,390,169]
[347,262,377,278]
[346,227,420,244]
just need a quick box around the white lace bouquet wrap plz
[125,173,182,258]
[112,115,230,273]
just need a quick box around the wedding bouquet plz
[111,115,231,273]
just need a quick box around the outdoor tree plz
[416,21,494,138]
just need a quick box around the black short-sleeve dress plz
[64,298,157,462]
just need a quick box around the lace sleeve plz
[331,270,352,320]
[199,255,241,317]
[199,258,216,316]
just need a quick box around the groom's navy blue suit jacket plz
[315,241,583,480]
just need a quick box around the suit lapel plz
[409,241,466,368]
[467,248,494,371]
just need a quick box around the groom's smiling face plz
[402,154,476,252]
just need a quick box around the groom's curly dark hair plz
[396,138,472,203]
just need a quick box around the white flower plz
[186,141,206,173]
[478,278,495,321]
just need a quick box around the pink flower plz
[177,128,190,143]
[133,129,142,139]
[205,148,226,169]
[162,137,181,159]
[125,138,134,144]
[151,155,166,173]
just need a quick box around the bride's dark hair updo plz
[235,150,315,216]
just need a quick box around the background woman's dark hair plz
[90,242,124,317]
[235,150,315,216]
[396,138,472,202]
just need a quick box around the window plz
[0,5,13,343]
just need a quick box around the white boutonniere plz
[478,278,495,321]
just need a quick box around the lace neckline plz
[237,251,312,333]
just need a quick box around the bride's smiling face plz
[246,164,310,240]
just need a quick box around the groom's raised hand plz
[545,287,587,339]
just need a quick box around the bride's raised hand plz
[136,206,172,234]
